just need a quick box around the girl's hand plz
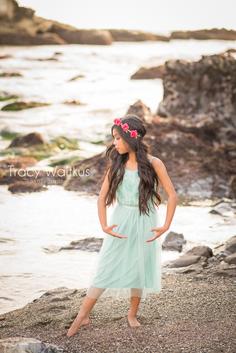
[102,224,128,239]
[146,226,169,243]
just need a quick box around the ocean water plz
[1,40,236,144]
[0,39,236,314]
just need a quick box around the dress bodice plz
[116,169,140,206]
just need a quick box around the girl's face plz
[112,128,131,154]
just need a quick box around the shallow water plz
[1,40,236,145]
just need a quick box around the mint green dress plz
[86,164,162,302]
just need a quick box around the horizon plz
[18,0,235,35]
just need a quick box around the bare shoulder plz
[148,154,166,169]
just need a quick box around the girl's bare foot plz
[66,315,90,337]
[127,315,141,327]
[81,316,90,326]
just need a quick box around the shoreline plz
[0,271,235,352]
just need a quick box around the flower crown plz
[113,118,141,139]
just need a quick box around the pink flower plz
[114,118,122,126]
[121,123,129,132]
[130,130,138,138]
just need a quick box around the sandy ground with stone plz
[0,271,235,353]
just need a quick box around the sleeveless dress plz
[86,157,162,302]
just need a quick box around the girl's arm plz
[97,168,127,239]
[152,157,178,230]
[97,168,110,230]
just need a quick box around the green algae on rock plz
[1,101,50,111]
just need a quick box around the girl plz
[67,114,178,337]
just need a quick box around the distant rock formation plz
[107,29,169,42]
[1,2,235,45]
[170,28,236,40]
[0,0,169,45]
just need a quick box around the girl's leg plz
[127,288,142,327]
[67,288,105,337]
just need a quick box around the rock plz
[68,75,85,82]
[224,48,236,54]
[43,237,103,253]
[131,65,165,80]
[0,71,23,77]
[0,156,37,169]
[126,100,153,123]
[209,201,235,217]
[0,1,172,46]
[171,263,204,274]
[224,235,236,254]
[162,232,186,252]
[0,26,66,45]
[170,28,236,40]
[8,181,48,193]
[0,54,13,59]
[157,54,236,147]
[64,152,106,193]
[229,175,236,199]
[2,101,50,111]
[50,24,113,45]
[155,53,236,200]
[168,254,203,268]
[0,337,63,353]
[108,29,170,42]
[185,245,213,258]
[224,253,236,265]
[0,92,19,101]
[50,136,79,150]
[9,132,45,148]
[0,0,18,20]
[63,99,85,106]
[27,56,59,62]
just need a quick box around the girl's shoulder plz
[148,154,158,163]
[148,154,163,167]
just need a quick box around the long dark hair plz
[103,114,162,216]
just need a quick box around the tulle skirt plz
[86,202,162,302]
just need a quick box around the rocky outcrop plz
[0,0,112,45]
[131,65,165,80]
[166,236,236,278]
[170,28,236,40]
[0,1,170,46]
[8,132,45,148]
[107,29,169,42]
[126,99,153,124]
[153,53,236,200]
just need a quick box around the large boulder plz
[157,53,236,147]
[162,232,186,252]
